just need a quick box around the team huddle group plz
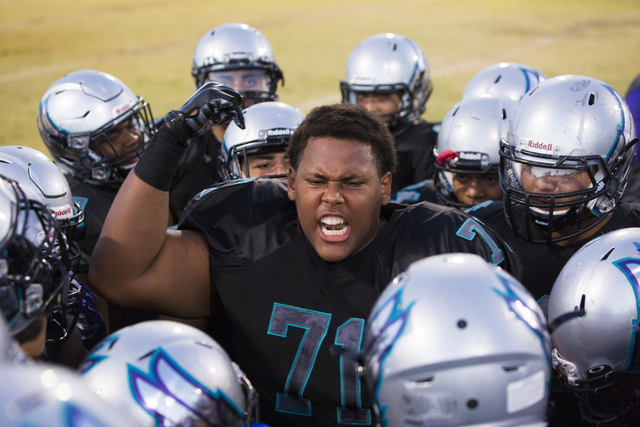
[1,21,640,427]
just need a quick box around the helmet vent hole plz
[393,43,397,51]
[502,366,520,372]
[196,340,213,349]
[452,106,460,117]
[588,92,596,106]
[502,109,507,120]
[579,294,586,313]
[494,75,502,84]
[414,376,434,386]
[457,319,467,329]
[601,247,615,260]
[528,87,539,97]
[467,399,478,409]
[138,349,155,361]
[586,365,611,378]
[108,337,119,350]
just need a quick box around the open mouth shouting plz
[318,215,351,242]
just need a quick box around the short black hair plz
[288,104,396,176]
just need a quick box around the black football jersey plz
[393,120,439,195]
[391,178,443,205]
[67,175,119,274]
[169,130,223,222]
[468,201,640,300]
[469,200,640,427]
[180,178,521,427]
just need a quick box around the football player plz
[341,33,438,196]
[37,69,159,334]
[78,320,261,427]
[468,74,639,427]
[548,227,640,426]
[620,71,640,204]
[393,95,518,208]
[89,76,521,427]
[393,62,545,206]
[170,23,285,220]
[0,175,70,358]
[0,146,106,366]
[361,253,551,426]
[220,102,305,181]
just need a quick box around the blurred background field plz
[1,0,639,154]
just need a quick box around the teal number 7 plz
[268,304,371,424]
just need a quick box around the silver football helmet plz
[340,33,432,132]
[0,175,70,340]
[0,146,86,342]
[548,227,640,424]
[221,101,305,180]
[361,253,551,427]
[499,75,637,243]
[0,146,83,242]
[461,62,547,101]
[37,69,155,185]
[0,363,132,426]
[434,95,518,207]
[79,320,258,427]
[191,23,284,104]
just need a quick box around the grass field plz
[1,0,640,155]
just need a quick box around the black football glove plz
[164,82,245,145]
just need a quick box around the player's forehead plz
[299,137,377,176]
[248,151,287,160]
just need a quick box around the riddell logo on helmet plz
[52,204,73,219]
[526,140,553,152]
[113,99,136,116]
[266,128,292,137]
[459,152,482,161]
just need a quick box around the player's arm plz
[89,83,244,319]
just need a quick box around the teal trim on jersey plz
[268,303,332,416]
[465,200,493,213]
[334,318,371,425]
[455,218,504,265]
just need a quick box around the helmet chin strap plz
[529,204,582,234]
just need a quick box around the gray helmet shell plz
[37,69,154,185]
[549,227,640,383]
[340,33,431,131]
[0,146,82,227]
[362,253,551,427]
[462,62,547,101]
[191,23,284,101]
[221,102,305,180]
[435,95,518,206]
[500,75,636,242]
[79,320,257,427]
[0,363,133,426]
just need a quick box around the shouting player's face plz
[288,137,391,263]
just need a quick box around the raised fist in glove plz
[164,81,245,144]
